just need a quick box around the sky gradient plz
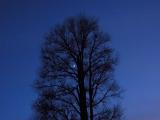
[1,0,160,120]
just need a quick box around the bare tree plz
[33,15,122,120]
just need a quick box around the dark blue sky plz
[1,0,160,120]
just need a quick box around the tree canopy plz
[33,15,122,120]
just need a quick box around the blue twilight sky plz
[1,0,160,120]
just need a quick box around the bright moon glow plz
[72,64,76,68]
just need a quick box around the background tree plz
[33,15,122,120]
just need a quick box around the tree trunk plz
[78,59,88,120]
[79,80,88,120]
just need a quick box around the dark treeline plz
[32,15,123,120]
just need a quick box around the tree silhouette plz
[33,15,122,120]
